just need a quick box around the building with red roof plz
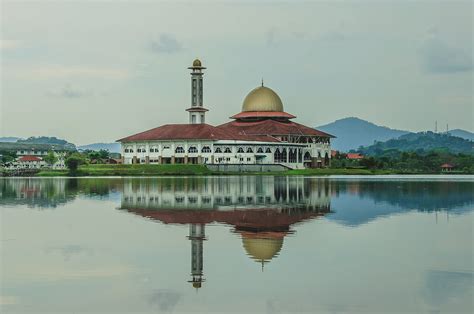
[118,59,335,169]
[15,155,45,169]
[440,163,454,172]
[346,153,364,160]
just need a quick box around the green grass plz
[35,164,439,177]
[285,168,397,175]
[37,170,70,177]
[76,164,213,176]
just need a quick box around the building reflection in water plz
[119,176,332,289]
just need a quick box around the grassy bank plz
[32,164,442,177]
[38,164,212,176]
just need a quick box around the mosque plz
[118,59,334,169]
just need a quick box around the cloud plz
[150,34,183,53]
[0,296,19,305]
[16,65,129,79]
[47,85,90,98]
[420,31,472,74]
[148,290,181,312]
[265,28,277,46]
[44,244,93,260]
[0,39,22,50]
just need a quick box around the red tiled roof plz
[122,207,329,229]
[217,119,335,138]
[346,153,364,160]
[117,123,280,143]
[19,155,42,162]
[230,111,296,119]
[441,163,454,168]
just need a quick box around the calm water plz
[1,176,473,314]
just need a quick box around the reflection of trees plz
[0,178,125,208]
[331,180,473,212]
[0,178,76,208]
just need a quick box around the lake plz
[1,176,473,313]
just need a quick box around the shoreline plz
[2,164,470,177]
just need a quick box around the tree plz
[65,153,86,172]
[43,151,58,166]
[0,151,17,164]
[98,149,109,159]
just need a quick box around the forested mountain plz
[316,117,410,151]
[17,136,76,150]
[357,132,473,156]
[449,129,474,141]
[78,143,121,153]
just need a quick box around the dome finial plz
[261,78,264,87]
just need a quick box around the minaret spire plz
[186,59,209,124]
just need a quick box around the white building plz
[118,59,334,169]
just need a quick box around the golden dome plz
[242,85,284,112]
[242,237,283,262]
[192,59,202,67]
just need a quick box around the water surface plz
[1,176,473,313]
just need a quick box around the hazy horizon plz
[1,1,472,145]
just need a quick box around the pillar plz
[145,156,150,165]
[171,156,175,164]
[198,156,203,164]
[184,156,188,164]
[132,156,138,164]
[158,156,162,164]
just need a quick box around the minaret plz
[186,59,209,124]
[187,224,206,289]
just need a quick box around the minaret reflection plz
[119,176,332,288]
[187,224,206,289]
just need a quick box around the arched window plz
[125,149,129,153]
[202,146,211,153]
[274,148,282,163]
[281,148,287,162]
[257,147,264,153]
[224,147,232,153]
[304,152,311,160]
[175,146,185,154]
[215,147,222,153]
[289,148,298,163]
[265,147,272,153]
[237,147,244,153]
[137,148,141,153]
[188,146,198,153]
[246,147,253,153]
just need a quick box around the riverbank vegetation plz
[16,148,472,177]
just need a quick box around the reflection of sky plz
[422,270,473,312]
[1,177,473,313]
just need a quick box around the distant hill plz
[0,137,22,142]
[316,117,410,152]
[17,136,76,150]
[449,129,474,141]
[358,132,473,156]
[78,142,121,153]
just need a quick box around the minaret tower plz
[187,224,206,289]
[186,59,208,124]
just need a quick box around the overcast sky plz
[1,1,472,145]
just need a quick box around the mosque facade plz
[118,59,334,169]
